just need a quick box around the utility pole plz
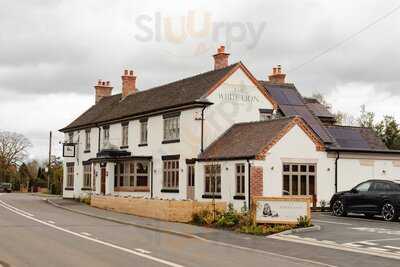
[48,131,52,192]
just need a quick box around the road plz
[1,194,400,267]
[0,193,328,267]
[273,212,400,258]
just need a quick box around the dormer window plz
[259,109,273,121]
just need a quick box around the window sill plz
[83,150,90,153]
[120,146,129,149]
[64,187,74,191]
[138,143,148,147]
[202,194,222,199]
[161,188,179,193]
[81,187,92,191]
[233,195,245,200]
[162,139,180,144]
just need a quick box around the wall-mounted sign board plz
[63,144,75,157]
[253,196,312,224]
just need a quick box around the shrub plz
[238,224,292,235]
[296,216,312,228]
[192,209,217,225]
[79,196,91,205]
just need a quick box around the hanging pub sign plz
[63,143,76,157]
[253,196,312,224]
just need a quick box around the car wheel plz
[381,202,398,222]
[332,199,347,217]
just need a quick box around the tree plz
[358,105,375,128]
[375,116,400,150]
[0,131,31,182]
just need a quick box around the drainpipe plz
[200,105,207,153]
[335,151,340,193]
[150,161,154,198]
[97,126,101,153]
[247,159,251,210]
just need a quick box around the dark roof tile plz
[199,117,294,160]
[61,63,240,131]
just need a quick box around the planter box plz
[91,195,226,223]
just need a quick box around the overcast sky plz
[1,0,400,160]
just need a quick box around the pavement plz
[0,193,400,267]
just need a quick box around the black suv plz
[330,179,400,221]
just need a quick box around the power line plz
[288,3,400,73]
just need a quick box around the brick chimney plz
[121,69,137,98]
[94,80,113,104]
[213,45,230,70]
[268,65,286,84]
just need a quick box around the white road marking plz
[0,200,35,217]
[135,248,151,254]
[313,220,353,226]
[367,247,389,252]
[343,243,363,248]
[270,234,400,260]
[47,220,56,224]
[384,245,400,250]
[81,232,92,236]
[357,241,377,246]
[0,201,184,267]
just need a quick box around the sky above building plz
[1,0,400,160]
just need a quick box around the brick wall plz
[250,166,263,197]
[91,196,226,223]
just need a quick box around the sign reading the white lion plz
[253,196,312,224]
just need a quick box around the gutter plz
[326,147,400,154]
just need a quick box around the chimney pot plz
[122,69,137,98]
[94,79,113,104]
[268,65,286,84]
[213,45,230,70]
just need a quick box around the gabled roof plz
[259,81,334,144]
[61,62,241,132]
[325,125,388,151]
[198,116,324,161]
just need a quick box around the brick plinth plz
[250,166,263,197]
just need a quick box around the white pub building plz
[61,46,400,209]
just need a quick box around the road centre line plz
[0,201,184,267]
[0,200,35,217]
[384,246,400,250]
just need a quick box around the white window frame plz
[204,164,221,196]
[66,163,74,188]
[163,159,179,189]
[140,121,148,145]
[260,111,273,121]
[85,130,91,151]
[187,164,195,187]
[163,116,180,141]
[235,163,245,195]
[68,132,74,143]
[103,127,109,145]
[83,164,92,188]
[114,161,150,189]
[121,124,129,147]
